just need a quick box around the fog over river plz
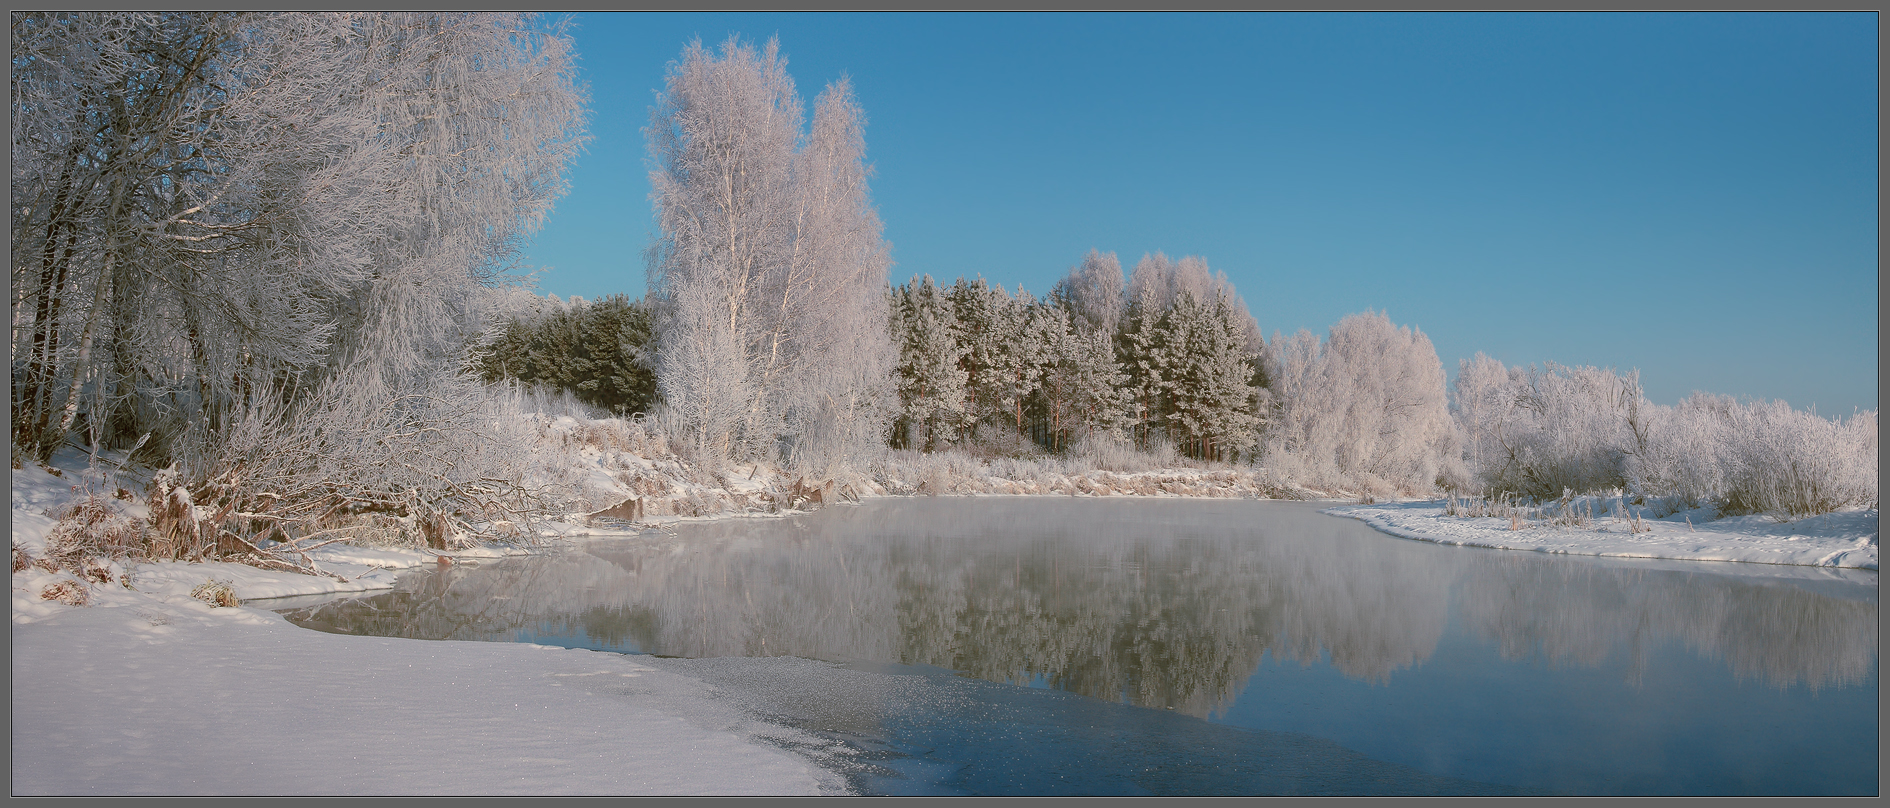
[282,498,1877,795]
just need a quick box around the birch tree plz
[646,35,896,468]
[647,35,798,460]
[772,77,897,470]
[1051,249,1125,336]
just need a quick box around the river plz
[277,497,1878,795]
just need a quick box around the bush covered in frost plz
[1454,355,1877,518]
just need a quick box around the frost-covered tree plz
[1504,362,1643,498]
[1036,319,1129,453]
[11,12,585,466]
[1114,278,1171,452]
[994,288,1061,436]
[1451,352,1515,489]
[1111,258,1266,457]
[886,250,1266,461]
[657,271,753,460]
[891,276,969,451]
[12,12,353,461]
[1163,293,1262,461]
[322,13,587,387]
[771,77,897,470]
[1708,400,1876,517]
[1125,251,1262,353]
[12,12,589,558]
[1051,249,1125,337]
[946,277,1012,430]
[646,35,799,460]
[646,35,895,468]
[1264,311,1459,494]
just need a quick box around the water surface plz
[279,498,1877,795]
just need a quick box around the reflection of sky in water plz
[1221,612,1876,795]
[280,498,1877,795]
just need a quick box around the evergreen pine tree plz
[893,276,970,450]
[1116,284,1170,451]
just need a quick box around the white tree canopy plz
[646,35,895,468]
[1265,310,1460,494]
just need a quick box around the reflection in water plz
[1455,557,1877,692]
[283,498,1877,718]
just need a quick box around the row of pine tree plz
[471,295,659,417]
[478,255,1272,464]
[888,274,1264,461]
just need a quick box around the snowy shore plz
[1328,500,1879,571]
[12,592,831,795]
[11,454,832,796]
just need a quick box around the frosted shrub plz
[1719,402,1876,518]
[1073,433,1172,473]
[1501,364,1639,499]
[1625,394,1732,511]
[1626,396,1876,518]
[498,383,613,422]
[1457,356,1878,519]
[44,486,145,569]
[39,579,90,607]
[160,366,545,572]
[1453,359,1641,501]
[190,578,240,608]
[962,423,1048,461]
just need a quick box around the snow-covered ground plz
[12,598,830,795]
[1329,500,1879,571]
[12,452,832,796]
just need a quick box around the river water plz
[277,497,1878,795]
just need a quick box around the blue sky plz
[518,12,1878,414]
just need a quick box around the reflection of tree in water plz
[284,499,1876,719]
[285,554,609,642]
[885,526,1451,717]
[1456,556,1877,691]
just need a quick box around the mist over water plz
[281,498,1877,795]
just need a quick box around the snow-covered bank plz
[522,410,1313,525]
[1329,501,1879,571]
[12,452,831,796]
[12,595,828,795]
[8,449,504,603]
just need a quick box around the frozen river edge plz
[1328,500,1878,573]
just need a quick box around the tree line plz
[888,252,1266,462]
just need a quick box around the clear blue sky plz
[518,11,1878,414]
